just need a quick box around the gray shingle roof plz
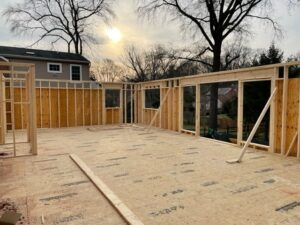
[0,46,90,64]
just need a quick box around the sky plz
[0,0,299,62]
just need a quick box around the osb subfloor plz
[1,125,300,225]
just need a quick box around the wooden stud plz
[0,73,5,144]
[131,84,133,124]
[58,81,61,128]
[237,80,244,146]
[74,83,78,126]
[124,85,127,124]
[281,66,289,155]
[178,85,183,131]
[120,88,123,124]
[66,82,69,127]
[90,83,92,126]
[20,79,24,130]
[39,81,42,129]
[102,88,106,125]
[141,87,145,124]
[48,81,52,128]
[195,84,200,136]
[269,77,276,153]
[82,83,85,126]
[97,87,100,125]
[159,85,162,128]
[298,83,300,159]
[10,66,16,156]
[147,88,171,131]
[285,132,298,157]
[29,65,37,155]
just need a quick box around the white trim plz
[47,62,62,73]
[70,64,82,81]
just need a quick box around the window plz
[200,82,238,143]
[243,81,270,145]
[145,89,160,109]
[70,65,82,81]
[106,89,120,107]
[183,86,196,131]
[47,63,62,73]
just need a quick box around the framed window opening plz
[105,89,121,108]
[242,80,271,146]
[183,86,196,131]
[200,81,238,143]
[145,88,160,109]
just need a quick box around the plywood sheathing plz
[275,79,300,156]
[0,145,126,224]
[8,87,104,129]
[2,125,300,225]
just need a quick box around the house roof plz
[0,46,90,64]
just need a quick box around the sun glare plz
[106,27,122,43]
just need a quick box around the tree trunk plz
[209,42,222,131]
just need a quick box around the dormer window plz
[47,63,62,73]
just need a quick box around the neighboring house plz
[0,46,90,81]
[201,86,238,113]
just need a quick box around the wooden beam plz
[29,65,37,155]
[269,78,276,153]
[124,85,127,124]
[0,73,5,144]
[167,83,172,130]
[70,154,144,225]
[75,84,77,126]
[178,85,183,131]
[281,66,289,155]
[90,83,92,126]
[147,88,171,131]
[39,81,42,129]
[131,84,133,124]
[237,80,244,146]
[10,66,16,156]
[66,82,69,127]
[227,88,278,163]
[48,81,52,128]
[159,85,163,128]
[20,80,24,130]
[120,88,123,124]
[298,82,300,159]
[97,88,100,125]
[285,132,298,157]
[82,83,85,126]
[195,84,200,136]
[58,81,61,128]
[141,87,145,124]
[102,88,106,125]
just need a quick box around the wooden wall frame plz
[134,61,300,157]
[1,61,299,159]
[0,62,37,157]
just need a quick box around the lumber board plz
[70,154,145,225]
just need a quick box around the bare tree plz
[4,0,115,54]
[123,45,182,82]
[123,45,148,82]
[138,0,281,131]
[91,59,128,82]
